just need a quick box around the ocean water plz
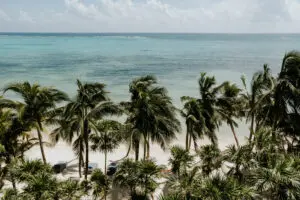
[1,33,300,105]
[1,33,300,146]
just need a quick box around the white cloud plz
[286,0,300,20]
[1,0,300,32]
[0,9,11,21]
[18,10,35,23]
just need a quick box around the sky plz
[0,0,300,33]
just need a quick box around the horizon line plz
[1,32,300,34]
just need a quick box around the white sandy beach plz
[20,121,250,199]
[26,121,249,171]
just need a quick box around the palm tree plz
[90,120,122,174]
[274,51,300,147]
[250,157,300,199]
[57,179,82,200]
[241,64,275,142]
[198,144,222,176]
[90,169,110,200]
[113,158,164,199]
[196,173,256,200]
[180,73,225,149]
[64,80,122,181]
[167,165,200,200]
[180,96,206,151]
[121,123,143,161]
[223,144,254,183]
[138,159,164,198]
[113,159,139,197]
[217,82,243,147]
[168,145,193,176]
[3,82,68,163]
[197,73,221,146]
[50,108,85,178]
[123,75,180,160]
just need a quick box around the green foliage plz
[1,51,300,199]
[123,75,180,159]
[90,169,110,200]
[113,159,164,199]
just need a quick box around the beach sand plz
[21,121,250,199]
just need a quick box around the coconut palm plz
[250,157,300,199]
[274,51,300,146]
[113,158,164,199]
[223,144,254,183]
[167,165,200,200]
[90,120,122,174]
[113,159,139,197]
[241,64,275,142]
[121,123,143,161]
[50,108,85,178]
[217,82,243,147]
[158,194,182,200]
[3,82,68,163]
[198,144,222,176]
[196,174,256,200]
[90,169,110,200]
[57,179,82,200]
[197,73,228,146]
[123,75,180,159]
[64,80,122,181]
[168,145,193,176]
[180,96,206,151]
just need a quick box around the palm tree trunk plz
[6,156,16,191]
[186,125,189,151]
[84,119,89,183]
[188,134,192,150]
[104,150,107,175]
[79,141,83,178]
[230,123,240,148]
[146,134,150,159]
[143,133,147,160]
[249,113,255,142]
[193,136,198,151]
[104,149,107,200]
[143,140,147,160]
[134,141,139,161]
[36,126,47,164]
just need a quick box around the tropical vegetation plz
[0,51,300,199]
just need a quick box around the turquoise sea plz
[1,33,300,150]
[1,33,300,106]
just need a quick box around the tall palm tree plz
[217,82,243,147]
[274,51,300,145]
[123,75,180,160]
[181,73,225,149]
[3,82,68,163]
[65,80,122,181]
[241,65,274,142]
[180,96,206,151]
[90,120,122,174]
[197,73,221,146]
[121,123,142,161]
[50,107,85,178]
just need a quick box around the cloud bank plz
[0,0,300,32]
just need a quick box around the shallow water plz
[1,33,299,147]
